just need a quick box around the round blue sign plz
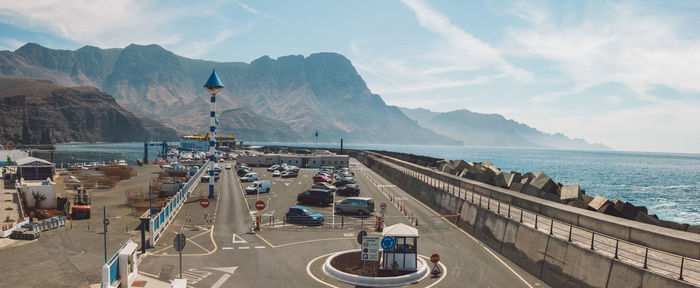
[381,236,395,250]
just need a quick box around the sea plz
[43,142,700,225]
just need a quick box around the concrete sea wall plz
[357,151,698,288]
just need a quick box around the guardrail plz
[366,152,700,285]
[148,161,208,247]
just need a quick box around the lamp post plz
[204,70,224,199]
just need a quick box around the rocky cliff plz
[0,43,462,145]
[0,77,176,144]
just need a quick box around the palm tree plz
[32,191,47,210]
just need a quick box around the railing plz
[149,161,208,247]
[366,152,700,285]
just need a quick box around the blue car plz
[285,206,324,226]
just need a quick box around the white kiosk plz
[380,223,419,271]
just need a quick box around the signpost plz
[430,254,440,263]
[381,236,395,250]
[380,202,387,214]
[255,200,265,231]
[200,198,210,209]
[174,233,187,279]
[430,253,441,277]
[361,236,380,261]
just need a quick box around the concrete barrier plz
[542,236,612,288]
[476,210,507,252]
[502,224,549,278]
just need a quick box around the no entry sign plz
[200,198,210,208]
[104,219,110,226]
[431,254,440,263]
[255,200,266,211]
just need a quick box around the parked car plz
[241,172,259,182]
[312,182,336,191]
[285,206,324,225]
[281,171,298,178]
[201,173,219,182]
[316,172,332,178]
[272,170,281,177]
[336,184,360,196]
[245,180,271,195]
[237,167,251,176]
[267,165,281,172]
[335,197,375,216]
[225,164,232,170]
[285,165,299,172]
[337,171,354,178]
[313,175,333,183]
[297,189,333,206]
[333,178,355,187]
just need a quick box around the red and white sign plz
[200,198,210,208]
[255,200,266,211]
[104,219,110,226]
[430,254,440,263]
[380,203,387,210]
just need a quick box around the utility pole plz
[103,206,107,263]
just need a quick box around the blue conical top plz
[203,69,224,89]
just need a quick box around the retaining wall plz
[358,151,696,288]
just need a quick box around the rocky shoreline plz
[371,150,699,234]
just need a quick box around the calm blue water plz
[48,142,700,225]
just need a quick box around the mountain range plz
[0,77,176,144]
[0,43,607,150]
[399,107,609,150]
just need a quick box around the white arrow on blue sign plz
[381,236,395,250]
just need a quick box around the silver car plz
[335,197,374,216]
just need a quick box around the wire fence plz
[370,153,700,285]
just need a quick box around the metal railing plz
[368,153,700,285]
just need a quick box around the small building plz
[20,179,57,209]
[215,134,237,151]
[180,133,211,152]
[381,223,419,271]
[16,156,55,181]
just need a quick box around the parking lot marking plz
[238,246,250,250]
[254,246,265,249]
[222,247,233,250]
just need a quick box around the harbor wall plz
[357,151,697,288]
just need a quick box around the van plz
[245,180,271,195]
[334,197,374,216]
[297,189,333,206]
[241,172,259,182]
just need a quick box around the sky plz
[0,0,699,154]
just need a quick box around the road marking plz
[222,247,233,250]
[238,246,250,249]
[254,246,266,249]
[180,268,212,284]
[211,273,231,288]
[306,252,340,288]
[361,162,534,288]
[255,234,352,249]
[232,233,247,244]
[206,266,238,274]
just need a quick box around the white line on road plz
[254,246,265,249]
[211,273,231,288]
[238,246,250,249]
[222,247,233,250]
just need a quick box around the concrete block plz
[587,196,608,211]
[501,225,549,278]
[505,171,521,188]
[521,184,559,202]
[509,182,525,193]
[560,184,581,202]
[659,220,689,231]
[687,225,700,234]
[598,202,624,217]
[492,172,508,188]
[542,236,612,288]
[606,260,643,288]
[476,211,507,252]
[566,199,587,209]
[582,194,594,206]
[529,172,558,195]
[633,211,660,226]
[642,270,696,288]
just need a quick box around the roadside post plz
[255,200,265,231]
[200,198,209,228]
[103,206,108,263]
[174,233,187,279]
[430,253,441,277]
[377,202,387,232]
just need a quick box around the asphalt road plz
[138,160,551,288]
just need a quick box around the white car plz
[272,170,281,177]
[225,164,232,170]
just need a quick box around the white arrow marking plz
[206,266,238,274]
[211,273,231,288]
[232,233,247,244]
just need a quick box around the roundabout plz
[306,249,447,288]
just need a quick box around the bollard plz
[87,220,90,232]
[126,220,129,234]
[341,216,344,228]
[70,219,73,230]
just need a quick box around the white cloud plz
[174,29,243,59]
[232,0,284,24]
[0,0,216,48]
[0,38,24,51]
[506,2,700,98]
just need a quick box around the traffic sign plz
[174,233,187,251]
[200,198,210,208]
[381,236,395,250]
[380,202,387,214]
[357,230,367,245]
[255,200,266,211]
[430,254,440,263]
[432,265,441,276]
[361,236,380,261]
[104,219,110,226]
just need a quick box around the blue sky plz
[1,0,699,153]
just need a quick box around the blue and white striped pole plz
[204,70,224,199]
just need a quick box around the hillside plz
[216,108,302,142]
[0,77,176,144]
[399,107,609,150]
[0,43,462,145]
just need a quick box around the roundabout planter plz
[322,249,430,287]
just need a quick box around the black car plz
[281,171,298,178]
[336,184,360,197]
[297,189,334,206]
[333,178,355,187]
[237,167,251,176]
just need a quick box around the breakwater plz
[356,150,700,287]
